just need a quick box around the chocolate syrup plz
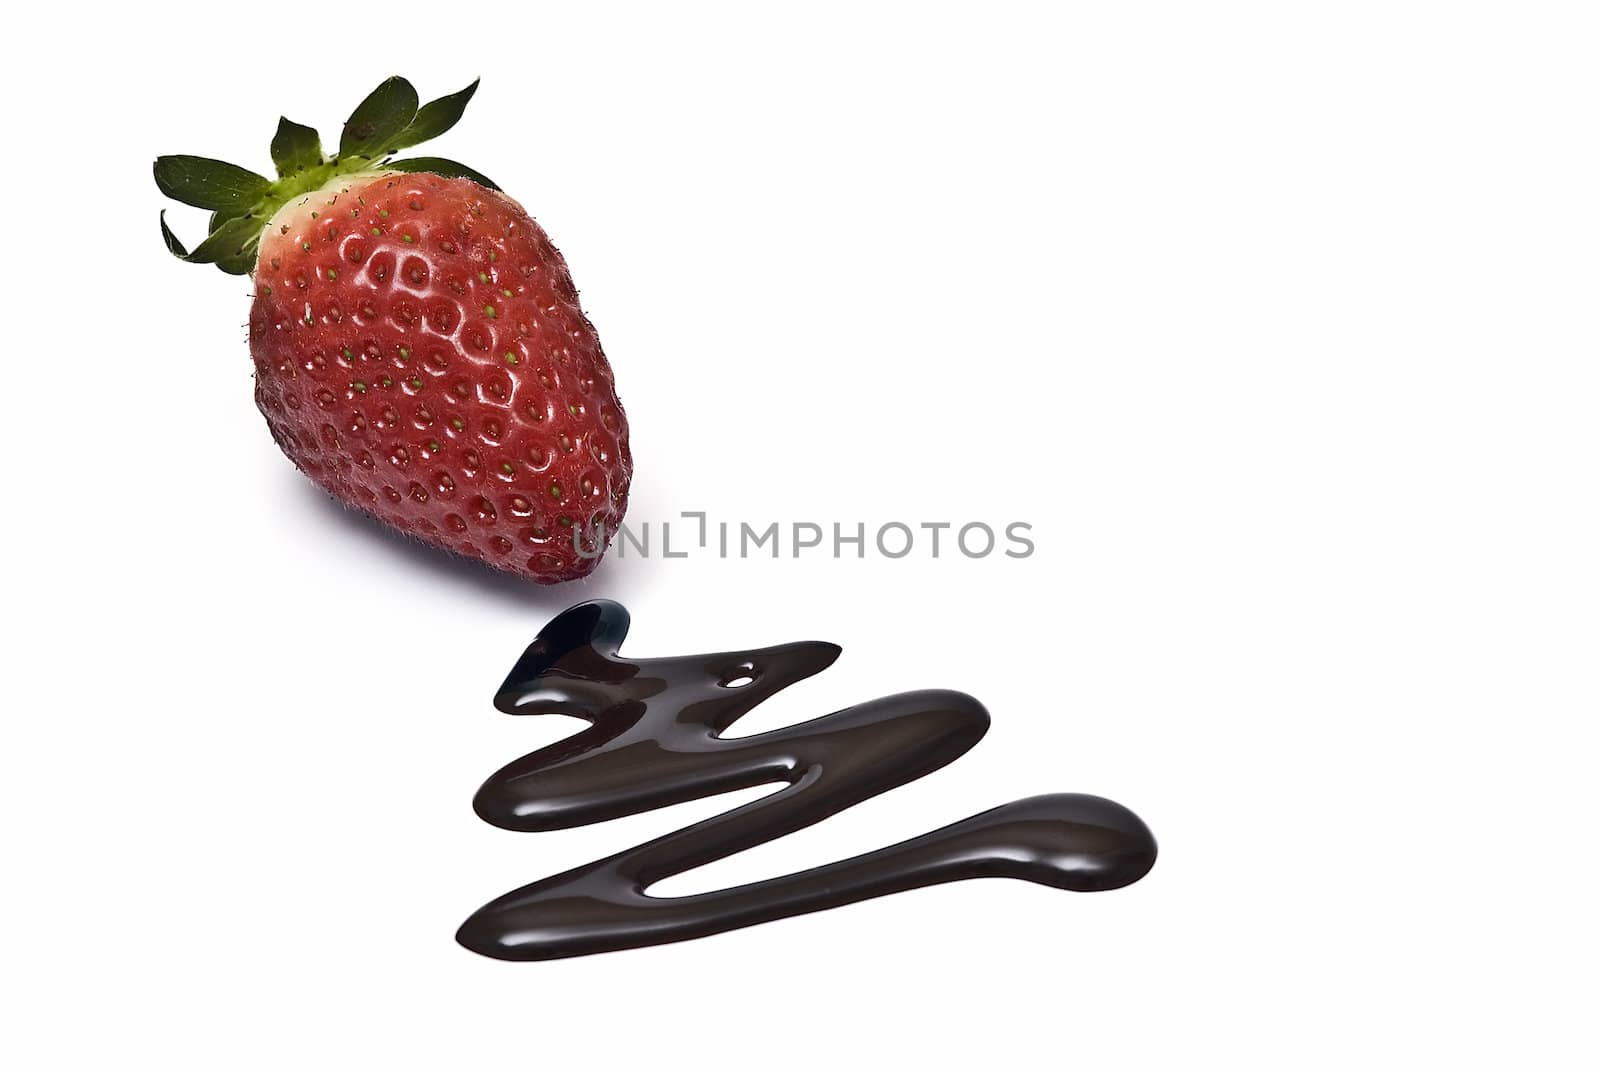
[458,600,1156,960]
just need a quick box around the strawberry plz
[155,77,631,583]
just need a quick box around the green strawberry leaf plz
[159,211,189,257]
[339,76,419,161]
[389,79,480,152]
[387,156,500,190]
[213,248,257,276]
[271,117,324,176]
[153,155,273,211]
[157,77,498,275]
[185,212,261,262]
[162,211,262,275]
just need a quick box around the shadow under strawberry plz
[294,479,628,613]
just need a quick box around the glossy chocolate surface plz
[459,600,1156,960]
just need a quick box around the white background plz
[4,2,1596,1066]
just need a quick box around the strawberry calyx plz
[155,76,496,276]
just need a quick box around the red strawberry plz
[156,77,631,583]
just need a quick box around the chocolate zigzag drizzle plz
[458,600,1156,960]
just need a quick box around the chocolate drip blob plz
[459,600,1156,960]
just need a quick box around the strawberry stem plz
[154,76,495,276]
